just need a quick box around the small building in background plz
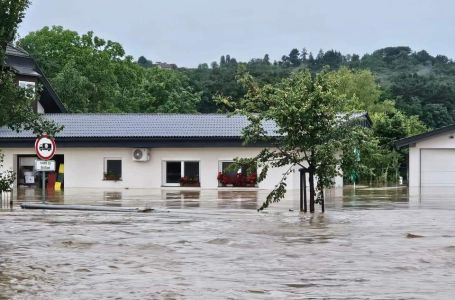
[396,125,455,187]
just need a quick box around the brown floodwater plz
[0,186,454,299]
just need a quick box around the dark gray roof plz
[0,113,371,150]
[5,45,41,77]
[5,45,29,57]
[0,114,279,139]
[10,64,41,76]
[395,124,451,148]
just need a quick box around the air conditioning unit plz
[132,148,150,161]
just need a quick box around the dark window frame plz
[163,160,200,186]
[104,158,122,181]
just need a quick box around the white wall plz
[408,130,455,187]
[0,147,316,190]
[37,101,45,114]
[408,147,420,187]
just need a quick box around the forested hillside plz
[18,26,455,130]
[179,47,455,129]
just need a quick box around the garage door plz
[421,149,455,186]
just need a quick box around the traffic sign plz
[35,160,56,172]
[35,135,56,160]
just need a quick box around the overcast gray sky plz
[18,0,455,67]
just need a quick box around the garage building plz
[396,125,455,187]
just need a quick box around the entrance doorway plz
[16,154,64,190]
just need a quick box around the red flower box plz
[217,172,257,187]
[180,176,200,187]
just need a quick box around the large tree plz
[1,0,30,129]
[218,68,355,211]
[19,26,201,113]
[0,0,28,51]
[329,68,427,184]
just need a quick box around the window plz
[164,161,200,186]
[218,160,257,187]
[104,158,122,181]
[18,81,36,99]
[221,161,240,176]
[18,81,36,90]
[166,161,181,184]
[184,161,199,178]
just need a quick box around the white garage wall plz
[408,131,455,187]
[408,147,420,187]
[420,149,455,186]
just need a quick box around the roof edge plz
[35,65,67,113]
[0,136,273,148]
[395,124,455,148]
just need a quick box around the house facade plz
[0,114,318,190]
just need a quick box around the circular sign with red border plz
[35,135,56,160]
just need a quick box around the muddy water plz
[0,187,454,299]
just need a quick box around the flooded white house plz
[1,45,371,191]
[0,113,314,189]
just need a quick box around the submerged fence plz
[1,190,13,209]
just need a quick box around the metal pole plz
[299,168,303,212]
[42,171,45,203]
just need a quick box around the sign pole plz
[42,171,45,203]
[35,134,57,203]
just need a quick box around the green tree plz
[19,26,201,113]
[0,0,28,50]
[218,68,355,211]
[341,127,393,185]
[137,55,153,68]
[372,110,427,149]
[324,68,428,184]
[328,67,387,113]
[288,48,300,67]
[300,48,308,62]
[139,67,201,113]
[422,103,453,128]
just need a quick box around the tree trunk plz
[309,171,315,213]
[321,188,325,213]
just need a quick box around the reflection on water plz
[0,186,455,299]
